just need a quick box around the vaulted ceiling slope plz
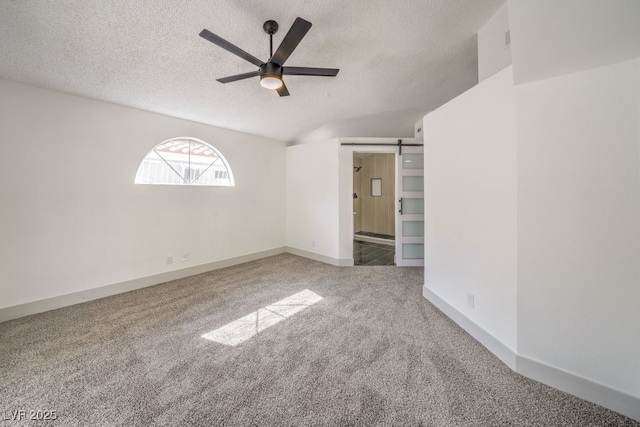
[0,0,503,142]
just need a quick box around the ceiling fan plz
[199,17,339,97]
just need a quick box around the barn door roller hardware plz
[340,139,423,156]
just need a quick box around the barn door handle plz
[399,198,403,215]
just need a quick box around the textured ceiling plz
[0,0,503,142]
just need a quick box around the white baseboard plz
[285,246,353,267]
[422,286,517,370]
[423,285,640,423]
[0,247,286,323]
[517,354,640,422]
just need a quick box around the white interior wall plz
[338,145,355,262]
[516,58,640,402]
[285,139,342,264]
[508,0,640,85]
[423,66,518,352]
[292,110,425,145]
[477,2,511,82]
[422,58,640,420]
[0,78,286,310]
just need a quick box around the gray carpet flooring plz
[1,254,638,426]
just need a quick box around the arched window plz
[135,137,234,186]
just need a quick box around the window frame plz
[134,137,235,187]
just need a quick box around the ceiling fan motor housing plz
[260,62,283,89]
[261,62,282,78]
[200,17,338,96]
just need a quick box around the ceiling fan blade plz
[217,70,260,83]
[277,82,290,97]
[200,29,264,67]
[283,67,339,77]
[270,17,312,66]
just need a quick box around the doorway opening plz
[353,153,396,265]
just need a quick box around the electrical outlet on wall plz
[166,255,173,265]
[311,240,316,248]
[182,252,189,262]
[467,292,475,309]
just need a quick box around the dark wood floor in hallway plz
[353,240,395,266]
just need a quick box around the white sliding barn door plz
[395,147,424,266]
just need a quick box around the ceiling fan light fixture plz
[200,17,339,97]
[260,75,283,90]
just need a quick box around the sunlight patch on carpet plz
[201,289,323,346]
